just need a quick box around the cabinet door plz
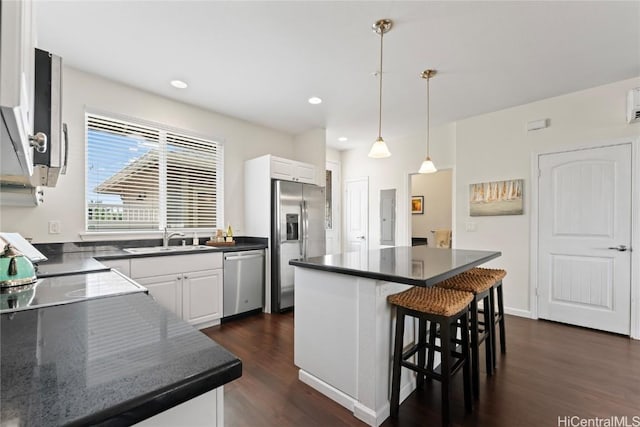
[100,259,131,277]
[270,157,294,181]
[183,269,223,327]
[295,162,315,184]
[136,274,182,318]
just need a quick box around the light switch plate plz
[465,222,477,232]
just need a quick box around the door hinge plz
[538,169,541,178]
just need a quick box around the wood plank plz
[203,313,640,426]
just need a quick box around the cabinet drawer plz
[131,252,222,278]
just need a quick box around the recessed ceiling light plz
[338,137,348,142]
[308,97,322,105]
[170,80,188,89]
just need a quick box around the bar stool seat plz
[388,287,474,427]
[466,268,508,365]
[436,272,495,399]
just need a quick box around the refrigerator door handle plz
[299,201,305,257]
[303,200,309,258]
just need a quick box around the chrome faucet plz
[163,227,185,247]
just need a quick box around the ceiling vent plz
[628,88,640,124]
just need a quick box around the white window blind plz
[86,114,222,231]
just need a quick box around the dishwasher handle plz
[224,252,264,261]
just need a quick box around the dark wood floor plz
[203,313,640,427]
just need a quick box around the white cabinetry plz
[270,156,315,184]
[99,258,131,277]
[0,0,36,176]
[131,252,223,329]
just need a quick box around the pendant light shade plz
[419,69,437,173]
[419,157,437,173]
[369,137,391,158]
[368,19,393,159]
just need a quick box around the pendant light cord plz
[378,30,384,139]
[426,73,430,157]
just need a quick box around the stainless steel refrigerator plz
[271,180,326,312]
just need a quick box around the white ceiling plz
[35,1,640,151]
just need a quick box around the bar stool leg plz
[440,318,451,427]
[417,318,427,389]
[461,310,472,414]
[488,288,497,370]
[497,282,506,354]
[427,321,437,372]
[483,294,494,376]
[469,298,480,399]
[390,307,405,418]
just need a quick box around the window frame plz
[84,111,224,235]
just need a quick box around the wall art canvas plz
[469,179,523,216]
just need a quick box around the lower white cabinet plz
[135,274,183,317]
[134,387,223,426]
[131,253,223,329]
[99,258,131,277]
[183,269,223,325]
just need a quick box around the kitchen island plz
[290,246,501,427]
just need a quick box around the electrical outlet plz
[465,222,477,232]
[48,220,61,234]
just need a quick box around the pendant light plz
[368,19,392,159]
[418,69,437,173]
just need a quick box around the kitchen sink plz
[123,245,217,254]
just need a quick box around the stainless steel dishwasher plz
[223,250,265,318]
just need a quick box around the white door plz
[325,160,341,254]
[345,177,368,253]
[538,143,632,334]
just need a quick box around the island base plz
[294,267,421,426]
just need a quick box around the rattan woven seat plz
[466,267,507,281]
[437,272,495,294]
[387,287,473,316]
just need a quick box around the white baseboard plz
[299,370,355,412]
[299,369,415,427]
[504,307,533,318]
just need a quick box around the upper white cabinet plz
[1,0,36,176]
[244,155,317,239]
[270,156,315,184]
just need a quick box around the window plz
[86,114,222,231]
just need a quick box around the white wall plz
[0,66,295,242]
[411,169,453,247]
[341,123,456,249]
[341,77,639,319]
[293,128,326,187]
[455,76,640,316]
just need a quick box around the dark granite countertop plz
[0,292,242,426]
[34,237,267,278]
[290,246,501,286]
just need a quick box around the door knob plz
[357,236,366,240]
[607,245,629,252]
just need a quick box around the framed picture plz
[469,179,524,216]
[411,196,424,214]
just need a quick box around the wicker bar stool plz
[436,272,495,399]
[388,287,473,426]
[465,267,507,367]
